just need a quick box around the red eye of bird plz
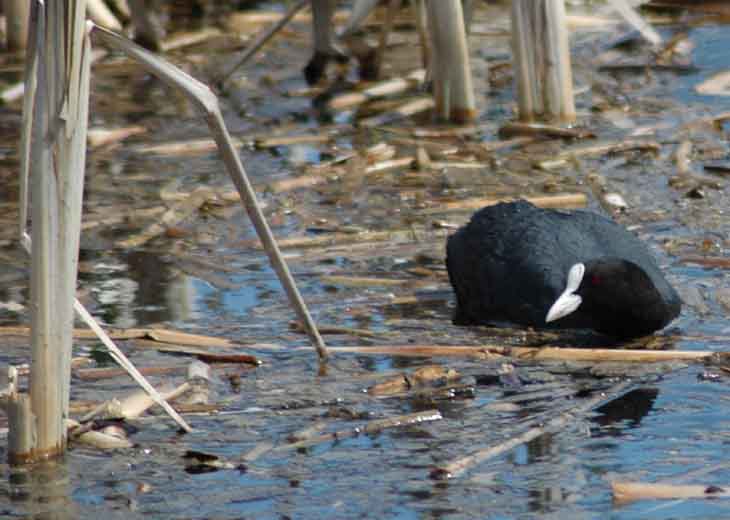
[591,275,601,286]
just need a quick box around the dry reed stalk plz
[327,69,427,111]
[431,382,632,479]
[160,28,222,52]
[66,419,134,449]
[320,274,421,288]
[255,227,448,250]
[5,0,30,51]
[290,321,383,339]
[87,125,147,148]
[681,256,730,269]
[608,0,661,46]
[10,0,93,462]
[612,481,729,504]
[115,186,213,248]
[278,409,443,450]
[499,122,593,139]
[218,0,308,86]
[254,133,332,148]
[674,140,693,175]
[555,139,661,160]
[257,344,715,363]
[74,365,188,381]
[358,97,435,128]
[0,326,240,348]
[91,23,328,361]
[426,0,476,123]
[87,0,122,30]
[417,193,589,215]
[511,0,575,123]
[364,156,415,174]
[116,382,192,419]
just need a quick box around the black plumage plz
[446,200,681,338]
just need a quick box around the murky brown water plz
[1,1,730,518]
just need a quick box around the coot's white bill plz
[545,262,585,323]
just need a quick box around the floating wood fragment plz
[254,133,332,149]
[87,0,123,31]
[260,343,716,363]
[87,125,147,148]
[680,255,730,268]
[82,206,167,231]
[268,175,331,193]
[160,28,223,52]
[0,82,26,105]
[556,139,660,160]
[674,139,693,175]
[116,187,214,248]
[78,327,236,348]
[0,326,241,349]
[364,156,415,174]
[116,382,192,419]
[66,419,133,449]
[696,71,730,96]
[320,275,420,288]
[418,193,589,215]
[290,321,381,338]
[499,122,595,139]
[364,142,398,163]
[410,126,479,138]
[358,97,435,128]
[131,339,258,360]
[327,69,427,111]
[74,365,188,381]
[225,9,351,29]
[428,160,489,170]
[368,365,460,396]
[430,382,633,479]
[254,227,449,250]
[391,137,460,157]
[612,481,730,504]
[277,409,443,451]
[134,138,223,156]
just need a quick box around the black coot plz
[446,200,681,338]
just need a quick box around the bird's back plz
[446,200,680,327]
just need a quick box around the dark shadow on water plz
[592,387,660,436]
[6,461,77,520]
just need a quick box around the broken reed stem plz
[72,299,192,432]
[255,344,716,364]
[218,0,308,87]
[90,23,328,362]
[277,409,443,451]
[612,481,730,504]
[13,0,91,463]
[327,69,427,111]
[431,381,633,479]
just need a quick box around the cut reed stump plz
[6,0,91,464]
[511,0,575,123]
[426,0,476,123]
